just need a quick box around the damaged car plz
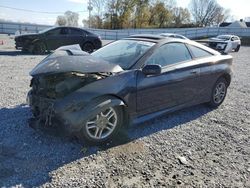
[27,34,233,144]
[208,35,241,53]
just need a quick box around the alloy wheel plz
[213,82,226,104]
[85,107,118,140]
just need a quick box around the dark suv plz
[15,26,102,54]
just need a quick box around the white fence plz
[1,21,250,40]
[87,27,250,40]
[0,21,51,35]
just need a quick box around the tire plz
[235,45,240,52]
[81,42,94,53]
[80,103,124,144]
[208,77,228,108]
[33,42,46,55]
[21,48,28,53]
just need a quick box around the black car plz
[27,34,233,144]
[15,26,102,54]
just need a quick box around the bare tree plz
[189,0,229,26]
[55,11,79,27]
[65,11,79,26]
[55,16,67,26]
[213,8,231,26]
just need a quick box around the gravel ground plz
[0,34,249,187]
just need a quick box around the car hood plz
[15,33,38,38]
[209,37,228,42]
[30,47,123,76]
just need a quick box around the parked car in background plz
[15,26,102,54]
[27,34,233,144]
[160,33,189,40]
[208,35,241,53]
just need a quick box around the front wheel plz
[235,45,240,52]
[81,42,94,53]
[33,42,46,55]
[81,106,123,144]
[208,78,228,108]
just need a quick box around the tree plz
[189,0,230,26]
[65,11,79,26]
[172,7,191,27]
[55,11,79,27]
[133,0,150,28]
[213,8,231,25]
[56,16,67,26]
[149,2,172,28]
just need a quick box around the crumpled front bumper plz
[27,90,82,134]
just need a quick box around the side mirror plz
[142,64,162,76]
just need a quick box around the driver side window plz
[145,43,192,67]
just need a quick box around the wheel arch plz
[90,94,131,127]
[81,41,94,47]
[220,73,231,87]
[31,39,48,51]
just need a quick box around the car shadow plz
[0,50,49,56]
[0,103,212,187]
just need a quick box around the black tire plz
[33,42,46,55]
[79,103,124,145]
[21,48,28,53]
[208,77,228,108]
[81,42,94,53]
[235,45,240,52]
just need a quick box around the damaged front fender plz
[56,97,126,133]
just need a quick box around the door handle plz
[190,70,198,74]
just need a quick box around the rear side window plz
[146,42,192,67]
[188,45,212,58]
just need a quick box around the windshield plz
[92,39,155,69]
[217,35,231,40]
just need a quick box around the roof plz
[126,34,165,40]
[219,22,231,27]
[228,21,247,28]
[220,21,248,28]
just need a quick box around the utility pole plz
[87,0,93,28]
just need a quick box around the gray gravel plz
[0,34,250,187]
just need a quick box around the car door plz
[136,42,201,115]
[231,36,239,49]
[68,28,86,46]
[45,28,69,50]
[186,44,216,101]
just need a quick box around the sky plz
[0,0,250,26]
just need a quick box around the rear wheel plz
[33,42,46,54]
[81,42,94,53]
[81,105,123,144]
[235,45,240,52]
[208,78,228,107]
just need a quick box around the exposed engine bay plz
[31,72,107,99]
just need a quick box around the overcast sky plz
[0,0,250,26]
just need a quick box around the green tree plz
[172,7,191,27]
[149,2,171,28]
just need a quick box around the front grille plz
[31,75,67,99]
